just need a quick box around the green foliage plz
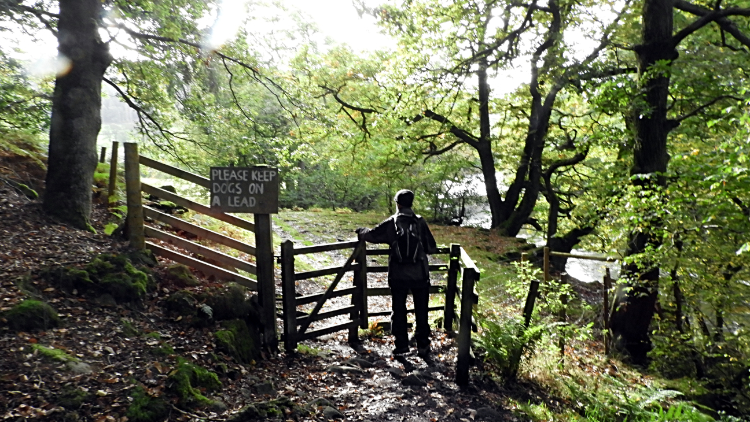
[296,344,322,356]
[103,222,119,236]
[0,51,51,137]
[93,162,110,186]
[475,315,550,380]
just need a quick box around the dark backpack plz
[391,213,424,263]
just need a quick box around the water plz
[463,203,619,283]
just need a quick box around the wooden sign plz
[210,167,279,214]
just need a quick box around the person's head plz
[394,189,414,208]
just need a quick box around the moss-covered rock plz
[42,253,155,303]
[215,319,261,364]
[86,254,150,301]
[127,249,158,268]
[2,299,60,331]
[40,266,94,292]
[198,284,260,321]
[165,263,200,287]
[126,386,170,422]
[164,290,197,317]
[56,386,90,409]
[168,358,222,408]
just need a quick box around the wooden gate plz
[116,142,277,350]
[279,239,479,385]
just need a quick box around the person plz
[355,189,437,358]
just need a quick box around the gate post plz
[603,268,611,355]
[123,143,144,249]
[281,240,297,352]
[444,244,460,333]
[353,239,368,329]
[456,266,477,386]
[255,213,277,352]
[108,141,119,201]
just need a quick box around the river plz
[464,203,619,283]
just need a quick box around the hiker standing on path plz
[356,189,438,358]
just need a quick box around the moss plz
[168,358,221,408]
[31,344,78,363]
[165,263,200,287]
[158,200,177,208]
[3,299,60,331]
[56,386,90,409]
[199,284,257,321]
[153,342,175,356]
[126,386,169,422]
[163,290,197,317]
[85,254,150,301]
[121,319,141,337]
[40,266,93,292]
[215,319,260,364]
[15,183,38,199]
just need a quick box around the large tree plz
[0,0,287,229]
[609,0,750,363]
[43,0,112,229]
[338,0,633,240]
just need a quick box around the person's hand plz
[354,227,366,240]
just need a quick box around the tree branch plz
[673,0,750,48]
[673,94,744,124]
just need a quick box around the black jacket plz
[358,208,438,286]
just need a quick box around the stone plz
[2,299,60,331]
[326,365,364,374]
[386,367,405,378]
[307,397,333,409]
[344,357,374,368]
[66,361,93,374]
[401,374,427,387]
[254,380,275,395]
[165,263,200,287]
[322,406,344,419]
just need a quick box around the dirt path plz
[265,214,519,421]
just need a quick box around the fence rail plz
[521,247,619,359]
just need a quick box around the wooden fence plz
[115,142,277,350]
[520,247,618,357]
[280,240,479,386]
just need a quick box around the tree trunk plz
[43,0,112,229]
[476,66,506,230]
[610,0,675,364]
